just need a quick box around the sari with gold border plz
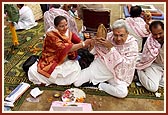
[37,29,81,78]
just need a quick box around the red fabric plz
[71,32,81,43]
[68,32,81,60]
[37,30,73,78]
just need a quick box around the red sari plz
[37,29,81,78]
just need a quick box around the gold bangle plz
[82,41,85,47]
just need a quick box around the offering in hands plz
[96,24,107,39]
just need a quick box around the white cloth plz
[98,81,128,98]
[137,63,164,92]
[74,57,128,98]
[136,38,164,92]
[74,33,139,98]
[14,6,37,30]
[28,60,81,86]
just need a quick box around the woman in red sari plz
[28,16,92,86]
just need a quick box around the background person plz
[43,4,79,37]
[4,4,20,46]
[14,4,38,30]
[125,5,150,52]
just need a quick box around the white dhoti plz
[15,22,38,30]
[98,81,128,98]
[28,60,81,86]
[137,63,164,92]
[74,58,128,98]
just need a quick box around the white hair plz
[112,19,129,32]
[112,19,139,37]
[112,19,142,51]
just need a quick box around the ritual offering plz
[54,92,61,98]
[62,88,86,103]
[96,24,107,39]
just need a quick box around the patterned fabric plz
[92,32,139,85]
[37,29,81,78]
[136,34,163,69]
[125,17,150,38]
[44,8,78,36]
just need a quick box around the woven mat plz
[3,19,164,111]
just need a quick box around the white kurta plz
[28,60,81,86]
[137,63,164,92]
[74,33,138,98]
[14,6,38,30]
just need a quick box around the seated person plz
[74,19,139,98]
[136,21,164,92]
[28,16,92,86]
[44,4,79,37]
[125,5,150,52]
[68,4,78,18]
[14,4,38,30]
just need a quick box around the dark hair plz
[72,4,78,8]
[54,16,67,27]
[130,5,142,17]
[49,4,61,9]
[17,4,24,8]
[149,21,164,32]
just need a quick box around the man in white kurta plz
[14,4,38,30]
[74,19,139,98]
[136,21,164,92]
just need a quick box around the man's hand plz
[95,37,113,50]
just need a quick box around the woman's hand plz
[83,39,92,47]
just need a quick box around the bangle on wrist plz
[82,41,85,47]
